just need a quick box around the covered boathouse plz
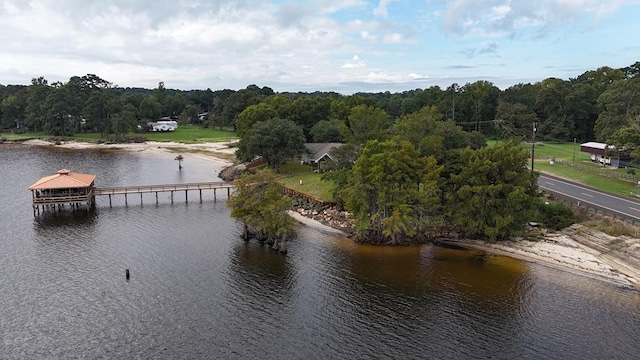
[28,169,96,214]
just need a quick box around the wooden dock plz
[95,181,234,206]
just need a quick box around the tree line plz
[1,61,639,149]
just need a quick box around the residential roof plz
[28,169,96,190]
[304,143,343,163]
[580,142,608,150]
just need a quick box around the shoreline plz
[437,235,639,289]
[21,138,236,167]
[16,138,640,289]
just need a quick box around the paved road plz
[538,174,640,221]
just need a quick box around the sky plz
[0,0,639,94]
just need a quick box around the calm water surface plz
[1,145,639,359]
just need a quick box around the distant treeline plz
[1,61,639,145]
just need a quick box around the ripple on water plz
[1,146,639,359]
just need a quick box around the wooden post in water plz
[171,191,174,204]
[185,190,188,203]
[125,269,130,281]
[125,193,128,207]
[214,189,217,202]
[199,189,202,203]
[140,192,143,206]
[155,192,158,205]
[108,194,112,207]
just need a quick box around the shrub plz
[535,200,579,230]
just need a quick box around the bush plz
[535,200,578,230]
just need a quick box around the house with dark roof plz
[302,143,343,172]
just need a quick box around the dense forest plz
[1,61,639,149]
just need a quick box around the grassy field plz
[274,163,336,202]
[1,125,237,144]
[535,161,638,196]
[517,141,640,198]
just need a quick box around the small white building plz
[149,120,178,132]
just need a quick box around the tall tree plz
[309,119,346,143]
[138,96,162,121]
[446,140,539,241]
[535,78,573,140]
[228,169,296,250]
[236,103,278,137]
[341,140,442,244]
[240,118,306,171]
[494,101,538,139]
[594,77,640,142]
[344,105,390,146]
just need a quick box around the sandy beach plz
[19,138,640,289]
[22,138,237,167]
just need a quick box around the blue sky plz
[0,0,638,94]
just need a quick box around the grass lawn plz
[488,139,639,197]
[536,161,638,196]
[140,125,237,143]
[532,141,589,162]
[1,125,237,144]
[275,163,336,202]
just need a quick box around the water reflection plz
[2,145,640,359]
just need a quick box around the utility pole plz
[531,122,536,172]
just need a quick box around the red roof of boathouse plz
[28,169,96,190]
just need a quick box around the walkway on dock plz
[95,181,234,206]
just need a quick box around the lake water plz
[1,144,639,359]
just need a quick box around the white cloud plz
[373,0,398,19]
[342,55,366,68]
[0,0,638,94]
[440,0,640,37]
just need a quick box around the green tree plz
[344,105,390,146]
[110,103,138,137]
[446,140,539,241]
[236,103,278,137]
[43,87,73,136]
[0,95,23,129]
[228,169,296,251]
[594,77,640,142]
[178,103,199,125]
[494,101,538,139]
[341,140,442,244]
[138,96,162,121]
[392,105,443,154]
[535,78,573,140]
[25,77,51,131]
[309,119,346,143]
[240,118,306,171]
[285,96,331,140]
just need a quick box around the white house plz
[149,120,178,132]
